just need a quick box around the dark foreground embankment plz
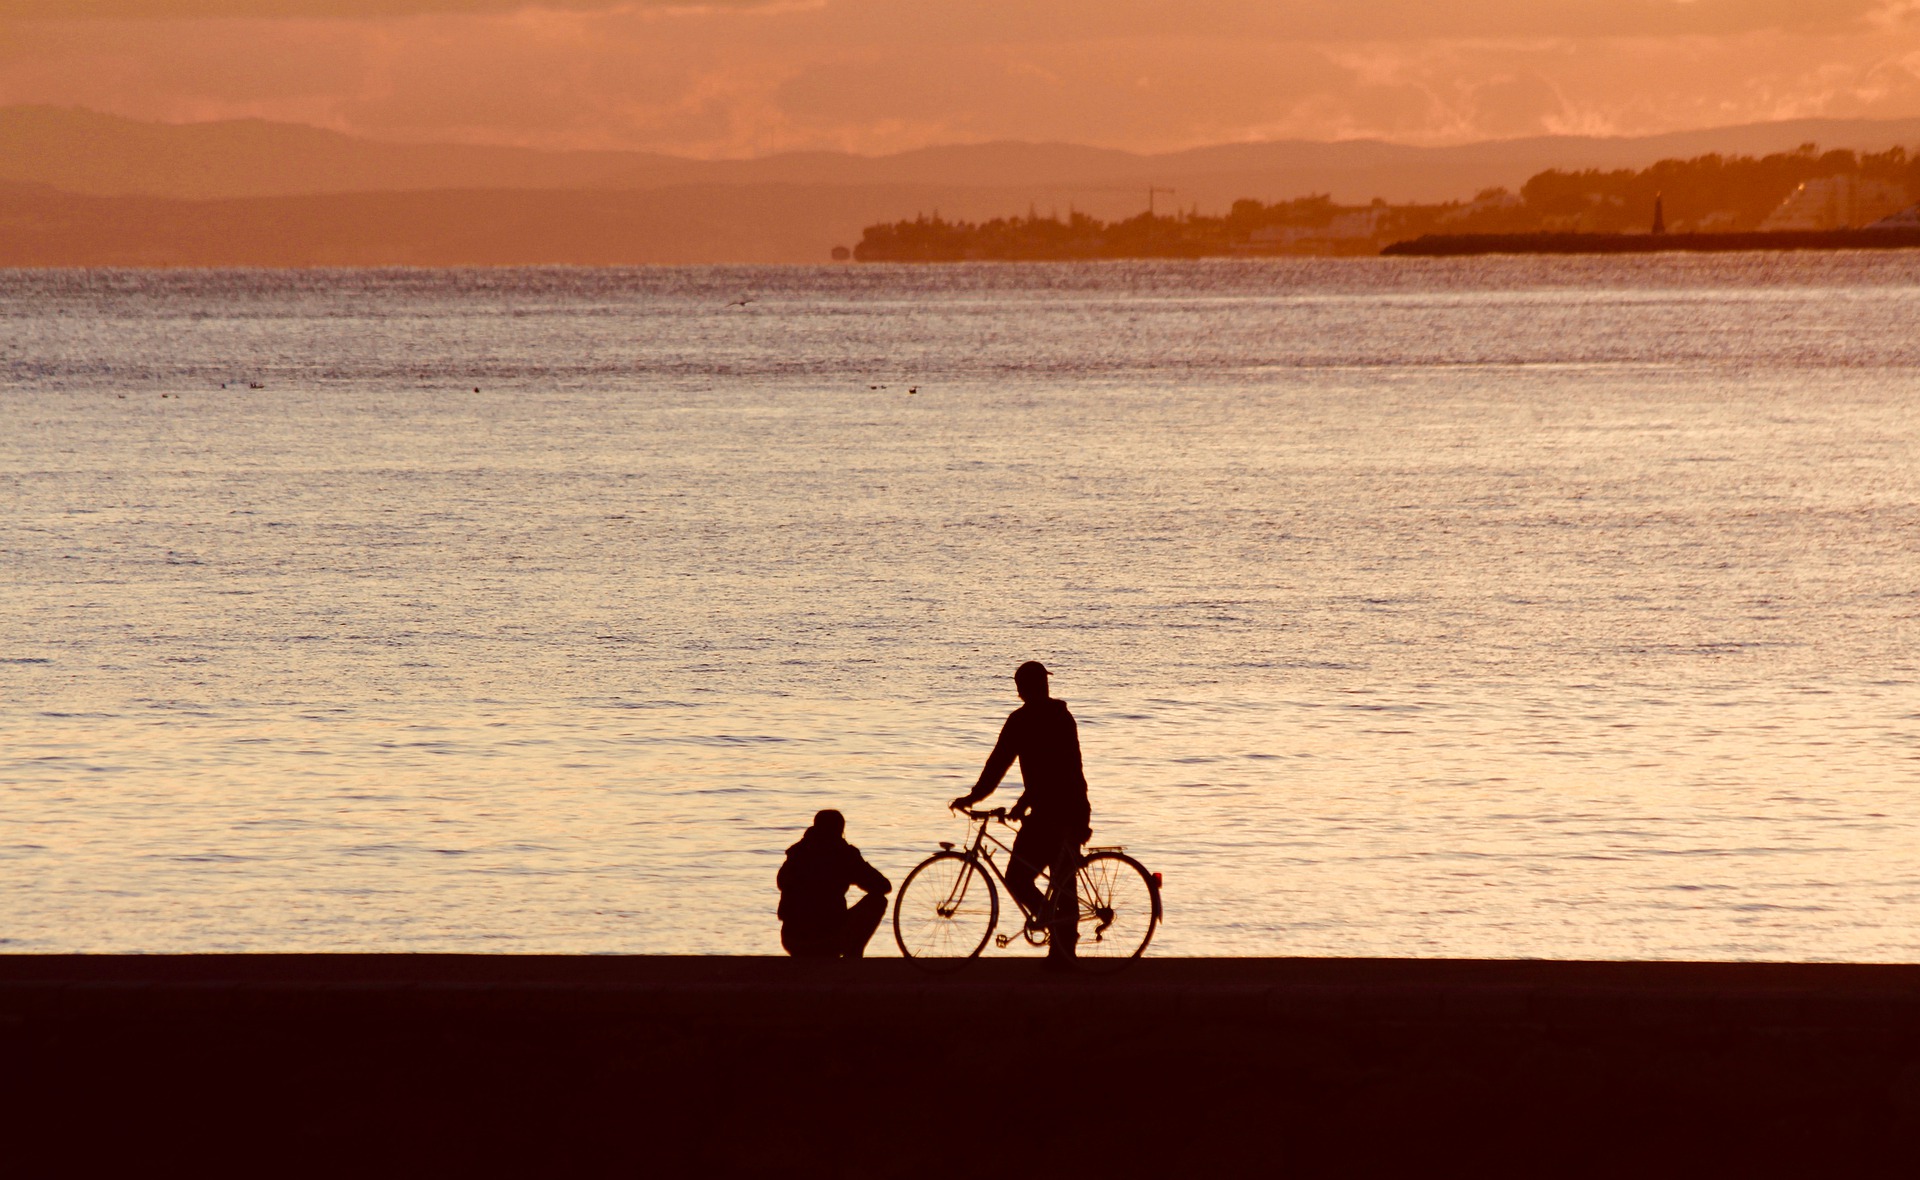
[5,955,1918,1174]
[1383,228,1920,255]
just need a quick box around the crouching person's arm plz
[840,850,892,957]
[853,853,891,897]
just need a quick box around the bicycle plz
[892,807,1162,971]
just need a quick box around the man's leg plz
[1046,833,1079,961]
[840,892,888,958]
[1005,824,1054,924]
[1003,859,1048,922]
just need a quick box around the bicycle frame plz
[938,808,1054,933]
[899,806,1163,964]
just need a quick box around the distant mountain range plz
[5,105,1920,265]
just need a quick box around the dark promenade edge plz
[6,955,1919,1173]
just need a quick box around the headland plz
[853,144,1920,262]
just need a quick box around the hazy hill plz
[0,106,694,199]
[10,105,1920,207]
[6,106,1920,264]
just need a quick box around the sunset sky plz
[2,0,1919,157]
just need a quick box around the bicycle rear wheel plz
[893,851,998,969]
[1073,851,1160,970]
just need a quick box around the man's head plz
[1014,660,1050,703]
[811,809,845,839]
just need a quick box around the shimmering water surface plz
[2,256,1917,957]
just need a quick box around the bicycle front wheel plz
[1074,851,1160,968]
[893,851,998,968]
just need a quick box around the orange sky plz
[2,1,1919,157]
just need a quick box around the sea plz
[1,255,1916,958]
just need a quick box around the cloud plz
[883,0,1890,42]
[0,0,1890,37]
[0,0,1917,156]
[0,0,772,16]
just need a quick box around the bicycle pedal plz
[994,934,1012,948]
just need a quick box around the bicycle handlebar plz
[957,806,1008,822]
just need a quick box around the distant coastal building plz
[1439,189,1523,225]
[1242,208,1384,252]
[1759,175,1910,231]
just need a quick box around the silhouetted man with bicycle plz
[777,809,892,958]
[949,661,1091,963]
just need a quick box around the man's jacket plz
[976,697,1090,821]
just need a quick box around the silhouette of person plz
[949,661,1091,962]
[777,809,892,958]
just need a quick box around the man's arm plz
[949,714,1019,811]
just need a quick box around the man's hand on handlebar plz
[948,800,1011,822]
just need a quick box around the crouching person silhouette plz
[777,809,892,958]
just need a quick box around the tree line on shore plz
[852,144,1920,260]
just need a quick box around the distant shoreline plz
[1385,228,1920,255]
